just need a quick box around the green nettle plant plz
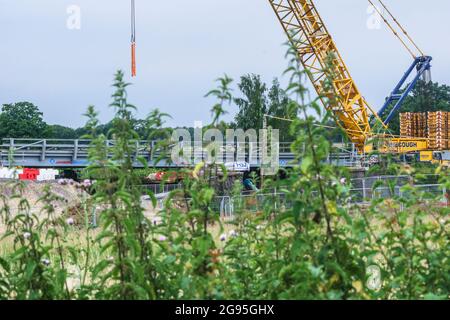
[81,71,158,299]
[0,51,448,300]
[0,181,73,299]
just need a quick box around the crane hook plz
[131,0,136,77]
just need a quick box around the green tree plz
[75,120,114,139]
[44,125,77,139]
[234,74,267,132]
[0,102,47,139]
[267,78,296,142]
[234,75,295,141]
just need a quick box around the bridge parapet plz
[1,138,295,168]
[0,138,361,169]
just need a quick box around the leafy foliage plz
[0,61,448,300]
[234,75,295,142]
[0,102,47,140]
[44,125,78,139]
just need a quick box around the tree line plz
[1,77,449,142]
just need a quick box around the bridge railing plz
[0,138,292,161]
[1,138,363,168]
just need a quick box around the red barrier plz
[19,168,40,181]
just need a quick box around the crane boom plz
[268,0,383,149]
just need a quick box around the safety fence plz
[214,193,288,218]
[146,178,447,218]
[348,184,447,206]
[138,183,183,195]
[212,184,447,218]
[94,183,448,228]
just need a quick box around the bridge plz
[0,138,362,169]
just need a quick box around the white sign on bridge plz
[225,162,250,172]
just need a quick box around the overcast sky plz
[1,0,449,128]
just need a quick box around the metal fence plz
[350,175,411,190]
[213,193,288,218]
[348,184,447,205]
[145,175,447,218]
[139,183,182,195]
[213,184,447,218]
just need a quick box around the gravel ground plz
[0,181,161,234]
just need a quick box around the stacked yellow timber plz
[413,112,427,137]
[427,111,449,150]
[400,111,450,150]
[400,112,427,138]
[400,113,413,138]
[447,113,450,148]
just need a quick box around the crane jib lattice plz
[268,0,385,149]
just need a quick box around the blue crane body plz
[378,56,433,124]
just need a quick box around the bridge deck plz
[0,138,361,169]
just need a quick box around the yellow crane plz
[268,0,431,155]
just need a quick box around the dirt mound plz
[1,181,159,233]
[0,181,88,221]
